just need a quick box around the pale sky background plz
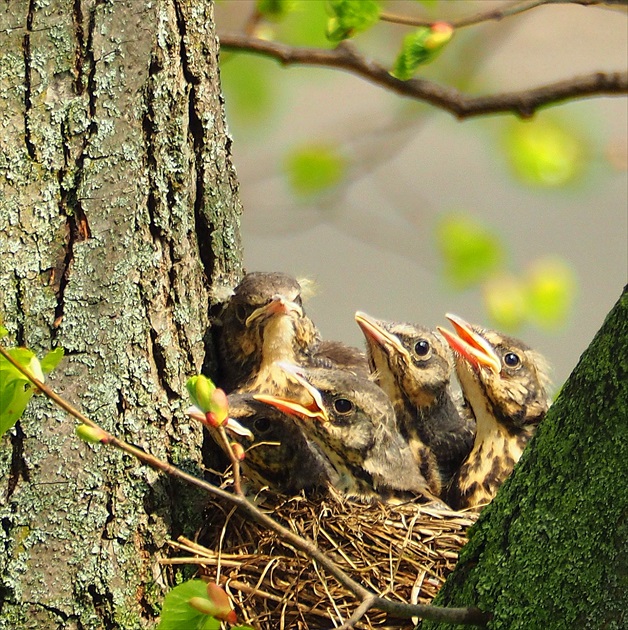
[216,1,628,389]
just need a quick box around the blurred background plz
[215,0,627,389]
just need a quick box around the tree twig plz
[217,34,628,119]
[0,344,491,625]
[379,0,609,29]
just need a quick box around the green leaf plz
[0,348,45,436]
[391,22,453,80]
[257,0,297,21]
[326,0,380,42]
[436,214,504,289]
[504,118,584,187]
[285,144,346,196]
[76,424,108,444]
[0,326,7,339]
[525,257,577,329]
[484,274,528,331]
[157,580,220,630]
[0,378,35,436]
[41,347,64,374]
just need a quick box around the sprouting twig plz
[217,34,627,119]
[0,344,491,625]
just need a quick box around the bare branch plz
[379,0,611,29]
[218,33,628,119]
[0,344,491,625]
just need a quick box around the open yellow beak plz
[253,362,329,422]
[355,311,408,358]
[437,313,501,375]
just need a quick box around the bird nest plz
[166,484,478,629]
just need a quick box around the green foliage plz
[391,22,454,80]
[285,143,346,196]
[157,580,220,630]
[326,0,380,42]
[158,580,251,630]
[504,117,584,187]
[0,345,64,437]
[437,213,504,289]
[525,256,577,329]
[76,424,108,444]
[257,0,297,21]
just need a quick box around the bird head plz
[438,314,551,430]
[355,311,452,408]
[254,363,394,457]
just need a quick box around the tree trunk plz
[424,286,628,629]
[0,1,242,628]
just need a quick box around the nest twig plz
[162,484,477,629]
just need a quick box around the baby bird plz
[438,314,552,510]
[255,364,436,503]
[225,393,336,494]
[217,272,319,393]
[355,312,475,496]
[217,272,368,395]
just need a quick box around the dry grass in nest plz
[164,484,478,629]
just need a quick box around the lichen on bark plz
[0,1,242,628]
[424,287,628,630]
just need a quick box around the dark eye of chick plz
[254,417,271,433]
[504,352,521,368]
[333,398,354,415]
[414,339,430,357]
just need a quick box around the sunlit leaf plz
[504,118,584,187]
[0,326,7,339]
[525,257,577,329]
[277,1,330,47]
[76,424,108,444]
[220,55,277,127]
[157,580,220,630]
[436,214,504,289]
[0,349,43,436]
[391,22,453,80]
[41,347,64,374]
[257,0,297,21]
[484,273,528,331]
[285,144,346,196]
[326,0,380,42]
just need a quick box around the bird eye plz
[333,398,354,415]
[414,339,430,357]
[254,417,271,433]
[234,304,247,323]
[504,352,520,368]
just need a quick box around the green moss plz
[424,289,628,629]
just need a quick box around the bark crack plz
[22,0,36,159]
[53,2,98,332]
[6,423,30,501]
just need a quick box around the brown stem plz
[0,344,490,625]
[217,34,628,119]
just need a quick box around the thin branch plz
[380,0,552,29]
[217,34,628,119]
[0,344,490,625]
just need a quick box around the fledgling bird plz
[255,363,437,504]
[225,393,337,495]
[355,311,475,496]
[437,314,552,510]
[217,272,368,394]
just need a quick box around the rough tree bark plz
[0,1,241,628]
[424,287,628,630]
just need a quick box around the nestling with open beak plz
[355,312,475,496]
[217,272,368,395]
[224,393,337,495]
[438,314,552,510]
[255,363,437,504]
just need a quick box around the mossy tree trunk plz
[0,1,242,628]
[424,287,628,630]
